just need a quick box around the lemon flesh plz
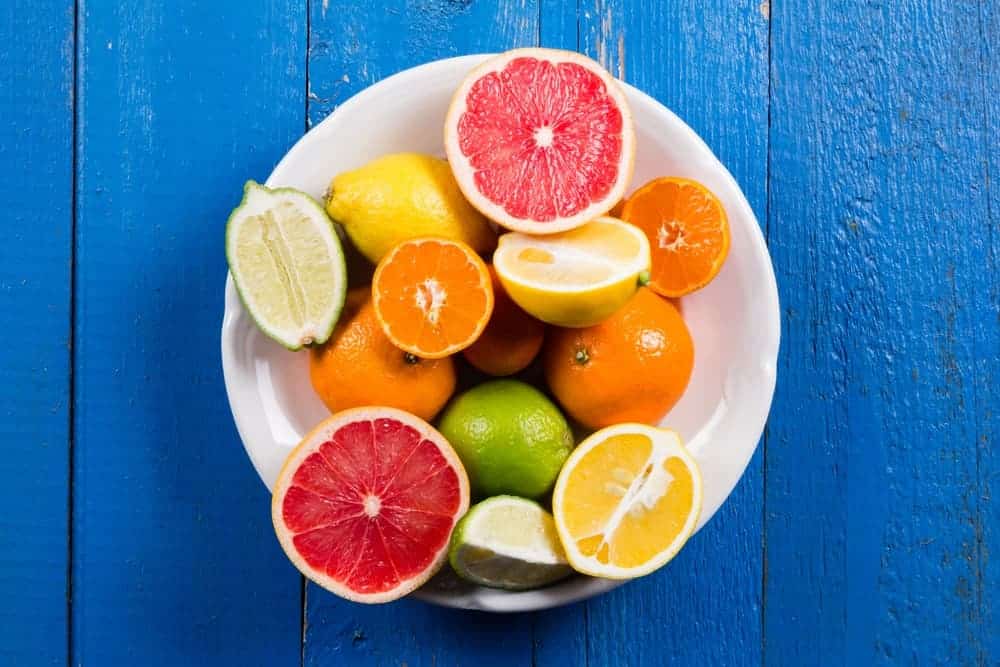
[493,217,651,327]
[449,496,573,591]
[226,181,347,350]
[552,424,703,579]
[325,153,496,264]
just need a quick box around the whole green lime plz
[438,379,574,499]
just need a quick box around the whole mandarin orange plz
[309,287,456,421]
[542,287,693,429]
[463,267,545,376]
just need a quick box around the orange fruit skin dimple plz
[462,267,545,376]
[542,287,693,430]
[309,288,456,421]
[373,238,494,359]
[620,177,730,297]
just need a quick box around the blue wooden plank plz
[72,2,305,664]
[978,0,998,657]
[765,0,995,663]
[530,602,588,667]
[0,1,73,664]
[306,594,534,666]
[539,0,578,50]
[303,2,544,664]
[307,0,539,128]
[554,2,769,665]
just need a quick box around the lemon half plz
[493,217,651,328]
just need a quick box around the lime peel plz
[449,496,573,591]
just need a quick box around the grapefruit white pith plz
[444,48,636,234]
[272,407,470,603]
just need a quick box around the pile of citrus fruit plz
[226,48,730,603]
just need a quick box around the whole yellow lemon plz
[325,153,496,263]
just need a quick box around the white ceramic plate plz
[221,54,780,612]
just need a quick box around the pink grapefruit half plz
[444,48,636,234]
[271,407,470,603]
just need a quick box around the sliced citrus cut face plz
[552,423,702,579]
[619,177,730,297]
[492,217,650,327]
[445,48,635,234]
[272,407,470,603]
[372,238,494,359]
[449,496,573,591]
[226,181,347,350]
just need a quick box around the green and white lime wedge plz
[226,181,347,350]
[449,496,573,591]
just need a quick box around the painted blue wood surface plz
[765,0,997,663]
[981,2,999,658]
[0,0,997,664]
[0,2,73,665]
[71,2,304,664]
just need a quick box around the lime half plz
[449,496,573,591]
[226,181,347,350]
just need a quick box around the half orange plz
[619,177,730,297]
[372,238,494,359]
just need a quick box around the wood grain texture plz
[307,0,538,128]
[539,0,578,50]
[72,2,305,664]
[981,0,999,658]
[0,1,74,665]
[5,0,992,661]
[765,0,997,663]
[306,594,536,666]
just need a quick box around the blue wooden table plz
[2,1,997,665]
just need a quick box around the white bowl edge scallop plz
[221,54,780,612]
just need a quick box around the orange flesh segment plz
[374,239,492,357]
[621,178,729,297]
[562,432,695,569]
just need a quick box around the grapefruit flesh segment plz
[274,409,470,602]
[446,49,635,233]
